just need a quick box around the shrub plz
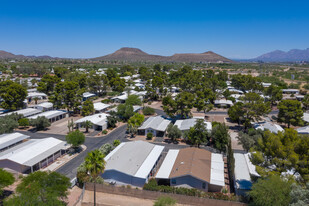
[154,196,176,206]
[102,130,108,134]
[146,132,153,140]
[30,116,51,131]
[113,140,121,147]
[18,118,29,127]
[102,99,111,104]
[143,106,155,115]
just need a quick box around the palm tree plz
[85,150,106,206]
[33,97,39,104]
[82,120,93,133]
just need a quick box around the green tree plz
[127,113,145,137]
[228,102,245,125]
[154,196,176,206]
[87,74,108,96]
[302,94,309,110]
[107,112,118,128]
[117,103,134,121]
[113,140,121,147]
[237,129,263,152]
[249,175,292,206]
[0,80,27,110]
[99,143,114,156]
[30,116,51,131]
[126,95,142,105]
[81,100,94,116]
[18,118,29,128]
[143,106,155,115]
[37,74,60,95]
[166,124,182,142]
[0,168,15,195]
[5,171,70,206]
[290,183,309,206]
[0,115,19,134]
[82,120,93,133]
[186,119,209,147]
[162,92,195,118]
[66,130,85,150]
[265,85,283,106]
[278,100,303,128]
[109,76,126,92]
[211,123,230,153]
[84,150,106,206]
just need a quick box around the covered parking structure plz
[0,108,41,118]
[0,137,68,173]
[102,141,164,187]
[28,110,67,123]
[0,132,30,152]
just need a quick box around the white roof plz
[254,122,284,134]
[138,116,171,132]
[27,92,47,98]
[214,99,233,106]
[35,102,53,109]
[282,89,299,92]
[83,92,96,98]
[104,141,164,179]
[155,150,179,179]
[297,126,309,134]
[28,110,67,120]
[0,137,66,167]
[174,118,212,131]
[210,153,225,186]
[234,153,260,190]
[0,108,41,117]
[93,102,110,111]
[0,133,30,150]
[228,88,244,94]
[303,113,309,122]
[75,113,109,126]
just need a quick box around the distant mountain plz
[0,47,233,63]
[93,47,233,63]
[254,48,309,62]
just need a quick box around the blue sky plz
[0,0,309,59]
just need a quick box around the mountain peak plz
[255,48,309,62]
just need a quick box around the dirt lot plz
[82,191,189,206]
[38,116,83,135]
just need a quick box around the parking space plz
[38,116,83,135]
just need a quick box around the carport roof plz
[138,116,171,132]
[0,132,30,150]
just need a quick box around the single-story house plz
[174,118,212,133]
[26,92,47,102]
[138,116,171,137]
[262,83,271,88]
[253,121,284,134]
[282,89,299,94]
[93,102,111,113]
[0,137,68,173]
[32,102,53,112]
[296,126,309,134]
[75,113,109,131]
[0,108,41,118]
[28,110,67,123]
[214,99,233,108]
[155,147,225,192]
[83,92,96,101]
[0,132,30,152]
[102,141,164,187]
[234,152,260,196]
[228,87,244,94]
[111,91,147,103]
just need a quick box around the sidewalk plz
[42,145,87,172]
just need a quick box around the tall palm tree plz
[85,150,106,206]
[82,120,93,133]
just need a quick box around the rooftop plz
[0,137,67,167]
[93,102,110,111]
[174,118,212,131]
[104,141,164,178]
[28,110,67,120]
[75,113,109,126]
[254,121,284,134]
[138,116,171,132]
[35,102,53,108]
[0,108,41,117]
[0,132,30,151]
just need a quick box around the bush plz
[18,118,29,127]
[102,99,112,104]
[102,130,108,134]
[113,140,121,147]
[30,116,51,131]
[143,179,236,201]
[154,196,176,206]
[146,132,153,140]
[143,106,155,115]
[66,130,85,149]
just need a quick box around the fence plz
[83,183,246,206]
[73,184,85,206]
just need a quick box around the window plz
[202,182,206,189]
[171,179,176,184]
